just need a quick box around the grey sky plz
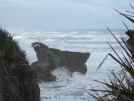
[0,0,133,32]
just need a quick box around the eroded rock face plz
[126,30,134,58]
[0,29,40,101]
[31,42,90,81]
[31,61,56,81]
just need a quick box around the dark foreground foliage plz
[90,4,134,101]
[0,29,40,101]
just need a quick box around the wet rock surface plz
[31,42,90,81]
[126,30,134,58]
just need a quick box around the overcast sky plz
[0,0,133,32]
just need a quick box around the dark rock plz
[31,61,56,81]
[31,42,90,81]
[126,30,134,58]
[61,51,89,74]
[126,30,134,38]
[32,42,49,62]
[0,29,40,101]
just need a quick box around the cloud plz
[0,0,133,32]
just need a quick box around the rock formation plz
[126,30,134,58]
[31,42,90,81]
[0,29,40,101]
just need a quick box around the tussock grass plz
[90,4,134,101]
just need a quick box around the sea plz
[13,29,127,101]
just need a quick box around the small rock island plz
[31,42,90,81]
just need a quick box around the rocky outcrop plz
[31,61,56,81]
[126,30,134,58]
[31,42,90,81]
[0,29,40,101]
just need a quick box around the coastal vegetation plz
[90,4,134,101]
[0,29,40,101]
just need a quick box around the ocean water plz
[14,30,127,101]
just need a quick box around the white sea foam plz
[14,30,124,101]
